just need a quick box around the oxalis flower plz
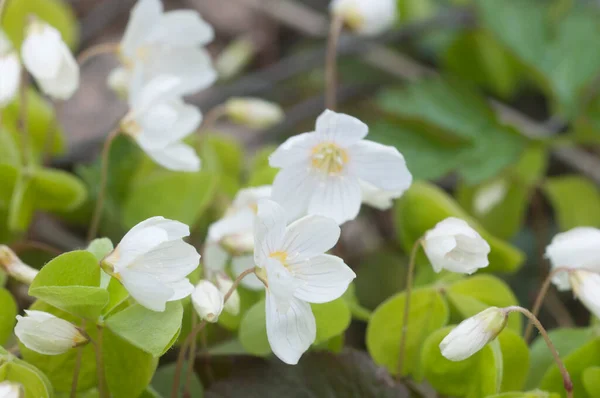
[570,270,600,320]
[422,217,490,274]
[21,18,79,100]
[15,310,88,355]
[329,0,397,36]
[253,200,356,364]
[191,280,224,323]
[101,216,200,312]
[269,110,412,224]
[109,0,216,96]
[121,71,201,171]
[0,381,23,398]
[0,30,20,107]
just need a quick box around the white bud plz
[215,37,256,80]
[107,67,130,98]
[191,280,224,323]
[225,97,284,129]
[423,217,490,274]
[330,0,397,36]
[473,179,507,216]
[15,310,88,355]
[0,382,23,398]
[570,270,600,319]
[0,31,20,107]
[0,245,38,285]
[440,307,508,361]
[215,273,240,316]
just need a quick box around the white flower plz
[191,280,224,322]
[15,310,88,355]
[232,254,264,291]
[225,97,284,129]
[473,179,507,216]
[269,110,412,224]
[570,270,600,319]
[0,245,38,285]
[439,307,507,361]
[330,0,397,36]
[545,227,600,291]
[359,181,400,210]
[215,36,256,80]
[0,31,20,107]
[254,200,356,364]
[113,0,216,96]
[102,216,200,312]
[215,273,240,316]
[0,381,22,398]
[423,217,490,274]
[122,72,201,171]
[21,19,79,100]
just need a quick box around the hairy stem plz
[77,42,120,66]
[70,321,86,398]
[325,14,344,110]
[94,326,107,398]
[183,312,198,398]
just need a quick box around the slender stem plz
[42,102,62,165]
[325,14,344,110]
[77,42,120,66]
[11,240,63,256]
[196,105,226,152]
[397,238,423,376]
[87,127,120,242]
[506,306,573,398]
[19,70,31,167]
[70,321,86,398]
[94,326,107,398]
[183,312,198,398]
[171,267,256,398]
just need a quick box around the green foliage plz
[582,366,600,396]
[86,238,114,262]
[486,391,560,398]
[0,359,53,398]
[543,176,600,231]
[354,249,405,310]
[238,299,270,356]
[312,298,351,344]
[497,329,530,392]
[0,288,17,345]
[151,362,203,398]
[366,287,449,376]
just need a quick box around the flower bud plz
[330,0,397,36]
[440,307,508,361]
[215,37,256,80]
[107,67,130,98]
[0,245,38,285]
[15,310,88,355]
[215,273,240,316]
[0,381,23,398]
[570,270,600,319]
[191,280,224,323]
[225,97,284,129]
[423,217,490,274]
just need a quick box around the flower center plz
[311,142,348,176]
[269,251,288,266]
[120,114,141,137]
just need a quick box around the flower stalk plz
[70,321,86,398]
[94,325,108,398]
[77,42,120,66]
[325,13,344,110]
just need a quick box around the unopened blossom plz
[225,97,284,129]
[254,200,356,364]
[269,110,412,224]
[21,19,79,100]
[191,280,224,322]
[110,0,216,96]
[423,217,490,274]
[15,310,88,355]
[202,244,241,315]
[473,179,507,216]
[122,73,201,171]
[330,0,397,36]
[215,36,256,80]
[215,273,240,316]
[101,216,200,312]
[0,381,22,398]
[440,307,507,361]
[0,245,38,285]
[0,31,20,107]
[569,270,600,319]
[545,227,600,291]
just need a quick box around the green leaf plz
[86,238,114,262]
[0,128,21,167]
[0,163,18,206]
[0,360,52,398]
[28,287,109,321]
[102,278,129,317]
[543,176,600,231]
[448,275,522,332]
[238,299,270,357]
[366,287,449,376]
[103,328,158,398]
[0,288,17,345]
[394,181,525,273]
[354,249,406,311]
[123,170,217,229]
[342,283,372,321]
[105,301,183,357]
[200,134,244,180]
[486,391,560,398]
[582,366,600,396]
[8,173,35,232]
[497,328,530,392]
[420,326,500,397]
[312,298,351,345]
[32,168,87,212]
[151,362,203,398]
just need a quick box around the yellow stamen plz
[269,251,288,265]
[311,142,348,176]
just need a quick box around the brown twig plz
[325,14,344,110]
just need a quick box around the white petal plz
[422,235,456,273]
[271,165,316,222]
[290,254,355,303]
[192,280,224,322]
[315,109,368,147]
[254,200,287,266]
[165,278,195,301]
[126,216,190,241]
[348,140,412,192]
[265,292,316,365]
[128,239,200,282]
[0,381,21,397]
[265,257,298,312]
[36,42,79,100]
[307,175,361,225]
[232,185,272,208]
[330,0,396,36]
[112,225,170,270]
[281,215,340,260]
[232,255,263,290]
[207,208,255,243]
[15,310,85,355]
[0,54,20,106]
[145,142,201,172]
[137,99,201,149]
[149,10,214,47]
[121,0,163,57]
[571,271,600,319]
[215,273,240,316]
[203,243,229,272]
[130,74,184,113]
[359,180,399,210]
[269,132,317,169]
[118,268,174,312]
[22,23,63,79]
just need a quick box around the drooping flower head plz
[101,216,200,312]
[225,97,284,129]
[570,270,600,320]
[21,18,79,100]
[15,310,88,355]
[0,30,20,107]
[191,280,224,323]
[329,0,397,36]
[0,245,38,285]
[269,110,412,225]
[423,217,490,274]
[110,0,216,96]
[253,200,356,364]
